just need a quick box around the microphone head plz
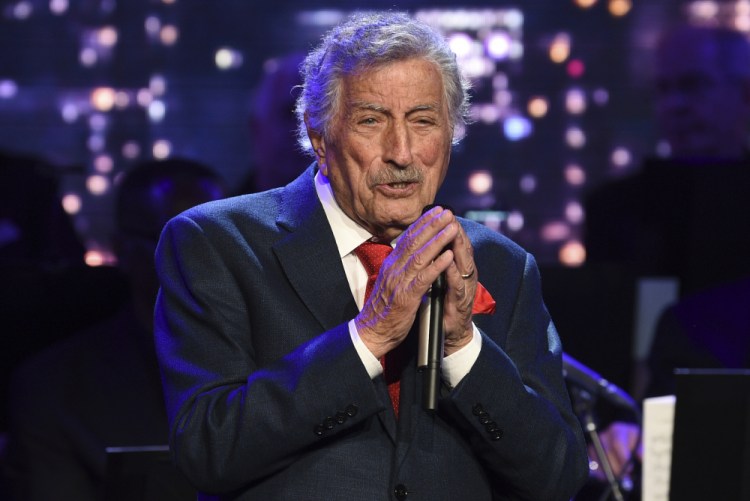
[562,352,637,410]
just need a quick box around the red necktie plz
[353,241,403,416]
[353,241,497,417]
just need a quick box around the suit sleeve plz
[154,213,385,493]
[441,250,589,500]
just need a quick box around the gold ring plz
[461,269,475,279]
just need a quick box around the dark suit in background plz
[584,157,750,297]
[6,306,171,499]
[647,277,750,398]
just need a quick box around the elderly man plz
[155,12,587,500]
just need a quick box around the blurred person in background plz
[584,24,750,295]
[0,151,129,498]
[580,23,750,500]
[5,158,225,500]
[234,51,310,195]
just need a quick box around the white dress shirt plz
[314,170,481,388]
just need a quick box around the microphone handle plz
[423,272,445,411]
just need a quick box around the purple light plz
[448,32,473,58]
[566,59,585,78]
[503,115,532,141]
[485,31,511,60]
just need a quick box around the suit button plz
[472,403,485,416]
[394,484,408,500]
[313,424,325,437]
[335,411,348,424]
[324,417,335,430]
[345,404,358,417]
[490,429,503,441]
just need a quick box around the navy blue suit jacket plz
[154,166,588,500]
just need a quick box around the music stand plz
[669,369,750,500]
[103,445,195,500]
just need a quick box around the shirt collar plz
[314,169,374,259]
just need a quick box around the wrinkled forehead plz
[339,58,447,110]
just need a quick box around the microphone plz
[562,352,637,410]
[417,204,450,411]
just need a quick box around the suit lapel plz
[272,166,410,443]
[272,166,359,331]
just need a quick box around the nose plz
[383,121,413,168]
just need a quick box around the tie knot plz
[354,241,393,276]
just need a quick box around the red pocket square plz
[472,282,496,315]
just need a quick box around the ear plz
[304,113,328,175]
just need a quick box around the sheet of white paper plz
[642,395,676,501]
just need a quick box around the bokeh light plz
[574,0,598,8]
[527,96,549,118]
[160,25,179,45]
[485,31,512,60]
[86,174,110,196]
[559,240,586,267]
[122,141,141,159]
[565,88,587,115]
[541,221,571,242]
[565,127,586,149]
[566,59,585,78]
[468,170,494,195]
[503,115,532,141]
[148,100,166,122]
[97,26,118,47]
[49,0,69,15]
[610,147,632,168]
[564,163,587,186]
[215,47,244,69]
[94,154,114,173]
[61,193,82,215]
[609,0,633,17]
[91,87,116,112]
[507,211,524,232]
[153,139,172,159]
[0,80,18,98]
[12,1,33,20]
[448,32,474,58]
[519,174,537,194]
[549,33,571,63]
[565,201,585,224]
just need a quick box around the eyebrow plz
[351,102,440,115]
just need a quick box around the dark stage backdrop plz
[2,0,708,265]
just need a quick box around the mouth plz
[375,180,419,197]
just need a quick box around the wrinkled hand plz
[355,206,477,359]
[589,421,642,481]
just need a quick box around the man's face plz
[308,58,453,241]
[654,33,750,159]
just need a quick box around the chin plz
[385,203,424,224]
